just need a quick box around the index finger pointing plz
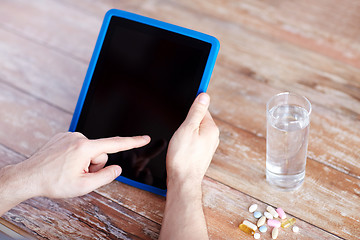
[88,135,151,156]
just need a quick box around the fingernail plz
[198,93,209,105]
[115,166,122,176]
[142,135,151,142]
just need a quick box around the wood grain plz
[202,177,342,240]
[0,81,71,157]
[0,0,359,239]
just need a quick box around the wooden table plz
[0,0,359,239]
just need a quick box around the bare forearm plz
[0,164,36,216]
[159,180,208,240]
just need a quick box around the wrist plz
[0,164,33,215]
[0,163,38,201]
[167,177,203,199]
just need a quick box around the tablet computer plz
[69,9,219,196]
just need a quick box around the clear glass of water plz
[266,92,311,191]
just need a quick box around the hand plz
[166,93,220,187]
[160,93,219,240]
[14,132,150,199]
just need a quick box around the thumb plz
[83,165,122,191]
[183,93,210,126]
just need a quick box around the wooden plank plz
[202,177,341,240]
[167,0,360,68]
[0,0,100,61]
[0,0,147,61]
[3,193,161,240]
[95,181,166,226]
[0,27,85,113]
[0,81,71,157]
[0,218,36,240]
[208,117,360,239]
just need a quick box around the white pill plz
[254,233,260,239]
[266,206,279,218]
[272,227,279,239]
[249,204,258,213]
[264,211,273,219]
[243,220,258,231]
[257,216,266,227]
[292,226,300,233]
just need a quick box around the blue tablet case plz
[69,9,220,196]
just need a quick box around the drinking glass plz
[266,92,311,191]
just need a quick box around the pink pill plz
[267,219,281,228]
[276,208,286,219]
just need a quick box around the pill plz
[239,223,255,235]
[253,211,262,219]
[239,220,257,235]
[257,216,266,227]
[243,220,258,231]
[254,233,260,239]
[259,225,267,233]
[266,206,279,218]
[249,204,258,213]
[276,208,286,219]
[272,227,279,239]
[267,219,281,228]
[292,226,300,233]
[264,211,273,219]
[281,217,296,228]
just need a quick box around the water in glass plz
[266,104,310,191]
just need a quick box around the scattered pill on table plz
[257,216,266,227]
[254,232,260,239]
[276,208,286,219]
[267,219,281,228]
[254,211,262,219]
[240,204,299,238]
[239,220,257,235]
[243,220,258,231]
[272,227,279,239]
[264,211,273,219]
[259,225,267,233]
[292,226,300,233]
[249,204,258,213]
[281,217,296,228]
[239,223,255,235]
[266,206,279,218]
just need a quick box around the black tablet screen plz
[75,16,211,190]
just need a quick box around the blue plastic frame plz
[69,9,220,196]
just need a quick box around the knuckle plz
[74,138,89,151]
[71,132,85,138]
